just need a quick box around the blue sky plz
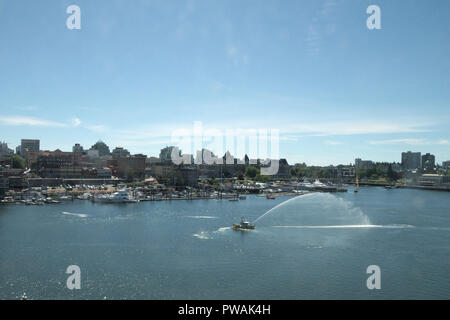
[0,0,449,165]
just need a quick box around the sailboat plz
[354,175,359,193]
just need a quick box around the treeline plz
[290,165,333,179]
[356,163,400,181]
[290,163,402,181]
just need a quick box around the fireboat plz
[232,217,255,231]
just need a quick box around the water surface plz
[0,187,449,299]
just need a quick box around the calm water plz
[0,187,449,299]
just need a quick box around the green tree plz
[245,166,259,179]
[11,155,26,169]
[387,164,397,181]
[255,174,270,182]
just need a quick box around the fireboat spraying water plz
[232,195,306,231]
[232,217,255,231]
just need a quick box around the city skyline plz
[0,0,449,165]
[1,137,448,167]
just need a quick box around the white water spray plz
[253,195,304,224]
[272,224,415,229]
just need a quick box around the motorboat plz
[94,188,138,203]
[232,218,255,230]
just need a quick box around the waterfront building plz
[0,167,8,197]
[402,151,422,170]
[36,150,82,178]
[419,174,450,186]
[117,154,147,180]
[150,163,177,184]
[90,140,110,157]
[97,167,112,179]
[179,166,199,187]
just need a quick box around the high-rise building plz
[421,153,435,170]
[442,161,450,170]
[401,151,421,170]
[118,154,147,180]
[159,146,180,163]
[355,158,374,170]
[112,147,131,159]
[90,140,110,157]
[0,142,13,156]
[72,143,84,153]
[20,139,40,157]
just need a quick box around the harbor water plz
[0,187,449,299]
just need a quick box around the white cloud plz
[324,140,343,145]
[282,121,429,136]
[369,138,449,146]
[305,0,338,55]
[369,139,426,146]
[0,116,66,127]
[210,80,226,93]
[226,45,249,65]
[227,45,238,57]
[86,125,108,133]
[14,105,38,111]
[72,117,81,127]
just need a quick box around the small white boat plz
[94,188,138,203]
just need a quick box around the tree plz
[255,174,269,182]
[387,164,399,181]
[245,166,259,179]
[11,155,25,169]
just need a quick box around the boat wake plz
[193,231,211,240]
[185,216,218,219]
[193,226,233,240]
[216,227,231,232]
[62,211,88,218]
[272,224,415,229]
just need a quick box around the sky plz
[0,0,449,166]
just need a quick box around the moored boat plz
[93,188,138,203]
